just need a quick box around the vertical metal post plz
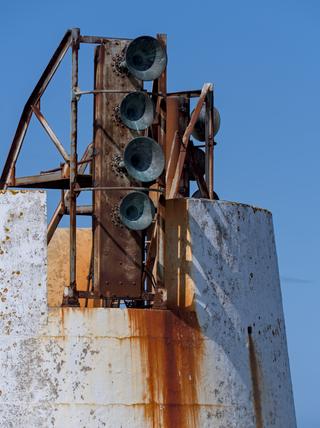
[155,34,167,307]
[64,28,80,306]
[205,85,214,199]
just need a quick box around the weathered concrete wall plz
[0,192,296,427]
[166,199,297,427]
[0,190,47,336]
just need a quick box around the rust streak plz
[128,309,204,428]
[248,328,263,428]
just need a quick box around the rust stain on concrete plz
[248,328,263,428]
[128,309,204,428]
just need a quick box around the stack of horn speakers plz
[117,36,166,230]
[116,35,221,229]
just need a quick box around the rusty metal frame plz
[168,83,213,199]
[31,105,70,163]
[0,29,73,189]
[0,28,216,308]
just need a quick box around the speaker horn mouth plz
[191,106,221,142]
[192,189,219,200]
[119,191,155,230]
[125,36,167,81]
[120,92,154,131]
[188,147,205,180]
[124,136,165,182]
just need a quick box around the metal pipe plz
[65,205,93,215]
[74,89,147,97]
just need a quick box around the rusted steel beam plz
[31,105,70,162]
[78,186,163,193]
[142,220,157,284]
[154,34,167,306]
[0,29,73,189]
[167,89,201,98]
[65,205,93,215]
[93,40,143,300]
[165,96,190,198]
[47,144,93,244]
[205,89,214,199]
[64,28,80,306]
[168,83,212,199]
[74,89,136,97]
[80,35,132,44]
[166,96,180,200]
[165,130,179,196]
[13,173,91,189]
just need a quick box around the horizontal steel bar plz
[12,172,92,189]
[73,89,168,99]
[167,89,202,97]
[65,205,93,215]
[74,88,148,97]
[77,186,164,193]
[80,35,132,44]
[77,291,154,300]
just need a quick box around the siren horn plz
[120,92,154,131]
[192,189,219,200]
[124,36,167,81]
[119,191,155,230]
[188,147,205,180]
[124,136,164,182]
[191,106,221,142]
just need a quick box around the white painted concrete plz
[0,192,296,427]
[166,198,297,428]
[0,190,47,336]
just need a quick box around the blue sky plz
[0,1,319,426]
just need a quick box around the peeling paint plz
[0,193,296,427]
